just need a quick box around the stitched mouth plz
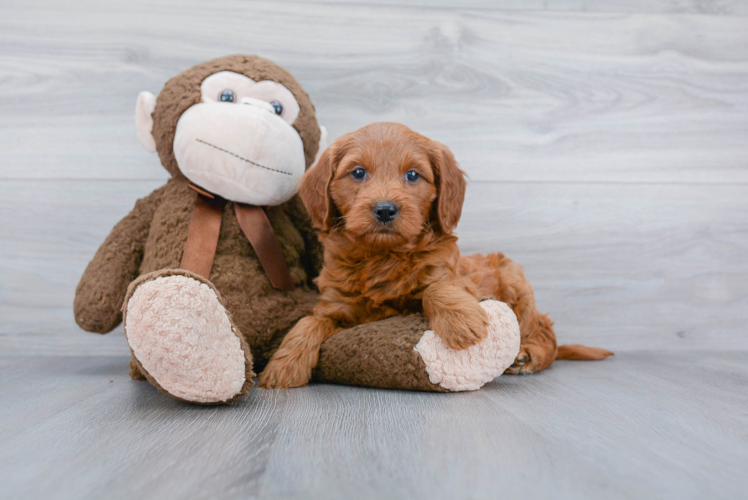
[195,138,293,176]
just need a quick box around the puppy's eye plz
[219,89,235,102]
[406,170,420,183]
[351,167,367,180]
[270,100,283,115]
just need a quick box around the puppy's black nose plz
[373,201,398,223]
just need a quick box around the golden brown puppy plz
[259,122,612,388]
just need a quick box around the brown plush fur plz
[259,123,612,388]
[74,55,324,373]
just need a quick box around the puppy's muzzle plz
[372,201,398,224]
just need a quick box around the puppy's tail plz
[556,344,614,361]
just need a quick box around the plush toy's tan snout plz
[173,101,306,205]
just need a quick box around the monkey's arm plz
[74,187,163,333]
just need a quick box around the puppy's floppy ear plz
[299,144,337,231]
[429,141,466,234]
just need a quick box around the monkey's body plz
[74,55,332,402]
[74,178,321,375]
[139,181,322,369]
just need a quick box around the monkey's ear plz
[299,142,337,231]
[430,141,467,234]
[135,91,157,152]
[310,125,328,169]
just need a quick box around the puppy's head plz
[299,122,466,248]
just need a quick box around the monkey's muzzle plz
[173,101,305,206]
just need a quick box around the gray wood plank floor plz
[1,0,746,498]
[1,352,747,500]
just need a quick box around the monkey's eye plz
[351,167,367,180]
[406,170,420,183]
[270,101,283,115]
[219,89,235,103]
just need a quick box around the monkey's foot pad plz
[123,271,252,404]
[415,300,521,391]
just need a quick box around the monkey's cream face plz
[172,71,306,205]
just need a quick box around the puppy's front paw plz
[258,353,313,389]
[431,304,489,350]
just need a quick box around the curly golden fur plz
[259,122,612,388]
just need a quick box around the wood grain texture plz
[271,0,748,15]
[1,353,746,499]
[1,1,747,183]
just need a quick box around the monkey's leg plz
[313,300,520,392]
[122,269,254,404]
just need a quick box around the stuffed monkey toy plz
[74,55,519,404]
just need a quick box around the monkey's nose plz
[239,97,276,114]
[373,201,399,223]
